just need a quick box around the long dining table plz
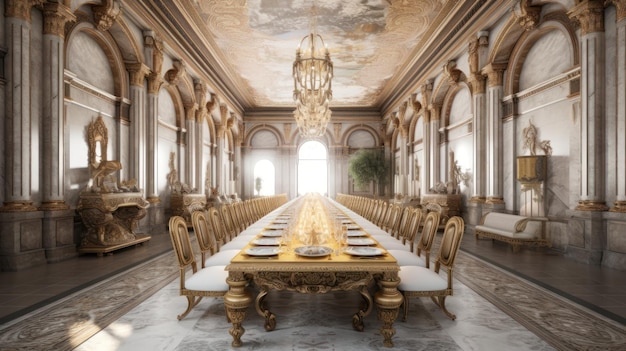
[223,196,404,348]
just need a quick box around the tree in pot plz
[255,177,263,196]
[348,149,389,196]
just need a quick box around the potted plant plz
[255,177,263,196]
[348,149,389,196]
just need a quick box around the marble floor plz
[0,227,625,350]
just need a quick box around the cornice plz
[121,0,246,115]
[380,0,518,116]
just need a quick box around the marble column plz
[569,1,608,211]
[611,0,626,212]
[145,33,163,204]
[565,0,607,265]
[185,104,198,189]
[0,0,45,271]
[38,2,77,263]
[2,0,37,212]
[233,134,242,196]
[40,2,74,211]
[427,105,441,191]
[469,33,489,205]
[483,63,507,207]
[127,63,150,193]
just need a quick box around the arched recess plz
[487,9,578,96]
[65,22,129,99]
[245,125,285,148]
[341,125,381,147]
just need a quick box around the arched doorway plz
[253,159,275,196]
[297,141,328,196]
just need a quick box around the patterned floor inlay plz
[0,253,178,351]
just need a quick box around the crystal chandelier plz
[293,7,333,138]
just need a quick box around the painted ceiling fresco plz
[193,0,445,108]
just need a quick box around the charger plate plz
[344,247,385,256]
[294,246,333,257]
[245,247,280,256]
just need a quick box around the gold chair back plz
[415,211,440,265]
[169,215,198,273]
[191,210,217,268]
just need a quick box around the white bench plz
[474,212,549,252]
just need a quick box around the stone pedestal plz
[0,211,46,271]
[42,209,77,263]
[421,194,462,227]
[565,210,604,265]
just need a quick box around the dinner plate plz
[273,219,289,224]
[347,230,367,237]
[252,237,280,246]
[294,246,333,257]
[260,230,284,237]
[346,238,376,246]
[341,219,353,224]
[345,224,360,230]
[245,247,280,256]
[344,247,385,256]
[267,224,288,229]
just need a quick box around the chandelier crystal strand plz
[293,5,333,138]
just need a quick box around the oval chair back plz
[415,211,440,267]
[191,210,218,268]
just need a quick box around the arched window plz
[253,160,275,196]
[297,141,327,196]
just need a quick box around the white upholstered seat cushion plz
[387,250,426,266]
[377,239,410,251]
[184,265,229,291]
[204,249,240,266]
[398,265,447,291]
[220,238,250,250]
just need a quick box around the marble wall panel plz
[567,217,585,248]
[67,31,115,94]
[19,220,42,251]
[607,221,626,253]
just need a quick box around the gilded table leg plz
[374,274,403,347]
[255,287,276,331]
[224,273,252,347]
[352,285,373,332]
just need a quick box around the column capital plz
[5,0,43,21]
[482,63,508,87]
[127,63,150,87]
[575,200,609,211]
[147,73,163,94]
[43,2,76,37]
[568,0,605,35]
[608,0,626,22]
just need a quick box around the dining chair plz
[168,215,229,321]
[397,216,465,321]
[219,204,236,241]
[191,210,239,267]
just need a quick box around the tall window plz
[297,141,328,195]
[253,160,275,196]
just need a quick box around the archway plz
[297,141,328,196]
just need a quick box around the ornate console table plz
[77,192,151,256]
[170,193,207,226]
[421,193,462,228]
